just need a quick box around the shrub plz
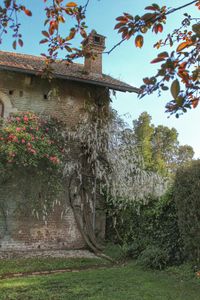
[0,112,66,221]
[106,190,183,267]
[121,240,146,260]
[137,245,170,270]
[0,112,64,172]
[173,160,200,263]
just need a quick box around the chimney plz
[83,30,106,76]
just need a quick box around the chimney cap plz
[90,29,106,39]
[82,30,106,49]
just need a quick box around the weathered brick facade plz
[0,70,108,251]
[0,31,137,252]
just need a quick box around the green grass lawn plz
[0,259,200,300]
[0,257,108,276]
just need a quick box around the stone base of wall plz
[0,249,98,260]
[0,233,85,252]
[0,171,106,252]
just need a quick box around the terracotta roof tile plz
[0,51,138,93]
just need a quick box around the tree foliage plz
[114,1,200,117]
[132,112,194,176]
[133,112,154,171]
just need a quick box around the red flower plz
[49,156,60,164]
[23,116,29,122]
[30,148,36,155]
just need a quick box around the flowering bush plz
[0,112,64,171]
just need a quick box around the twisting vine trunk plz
[63,88,167,258]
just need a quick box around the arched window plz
[0,100,4,117]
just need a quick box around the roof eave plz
[0,65,139,93]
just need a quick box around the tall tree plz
[176,145,195,166]
[152,125,179,175]
[133,112,154,170]
[132,112,194,175]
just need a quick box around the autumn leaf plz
[195,0,200,9]
[114,22,127,30]
[12,40,16,50]
[80,29,87,39]
[192,24,200,35]
[123,13,133,20]
[192,98,199,108]
[5,0,11,8]
[40,39,49,44]
[176,41,193,52]
[142,13,156,22]
[143,77,151,84]
[171,79,180,99]
[58,16,65,23]
[24,9,32,17]
[116,16,128,22]
[66,2,77,7]
[135,35,144,48]
[157,24,163,33]
[151,57,165,63]
[153,24,163,34]
[49,21,58,35]
[145,6,157,11]
[122,28,128,39]
[158,51,168,58]
[42,31,49,38]
[66,28,76,41]
[18,39,23,47]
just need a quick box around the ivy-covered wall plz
[0,70,107,251]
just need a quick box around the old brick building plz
[0,31,137,252]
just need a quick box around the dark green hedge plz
[173,160,200,263]
[106,190,183,269]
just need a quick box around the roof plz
[0,51,138,93]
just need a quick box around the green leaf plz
[171,79,180,99]
[175,96,184,107]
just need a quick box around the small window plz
[43,94,48,100]
[9,90,14,95]
[0,100,4,117]
[19,91,24,97]
[94,36,101,44]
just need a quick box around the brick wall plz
[0,170,85,250]
[0,70,107,251]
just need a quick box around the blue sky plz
[1,0,200,157]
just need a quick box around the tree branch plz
[104,38,126,55]
[166,0,199,16]
[105,0,199,55]
[83,0,90,14]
